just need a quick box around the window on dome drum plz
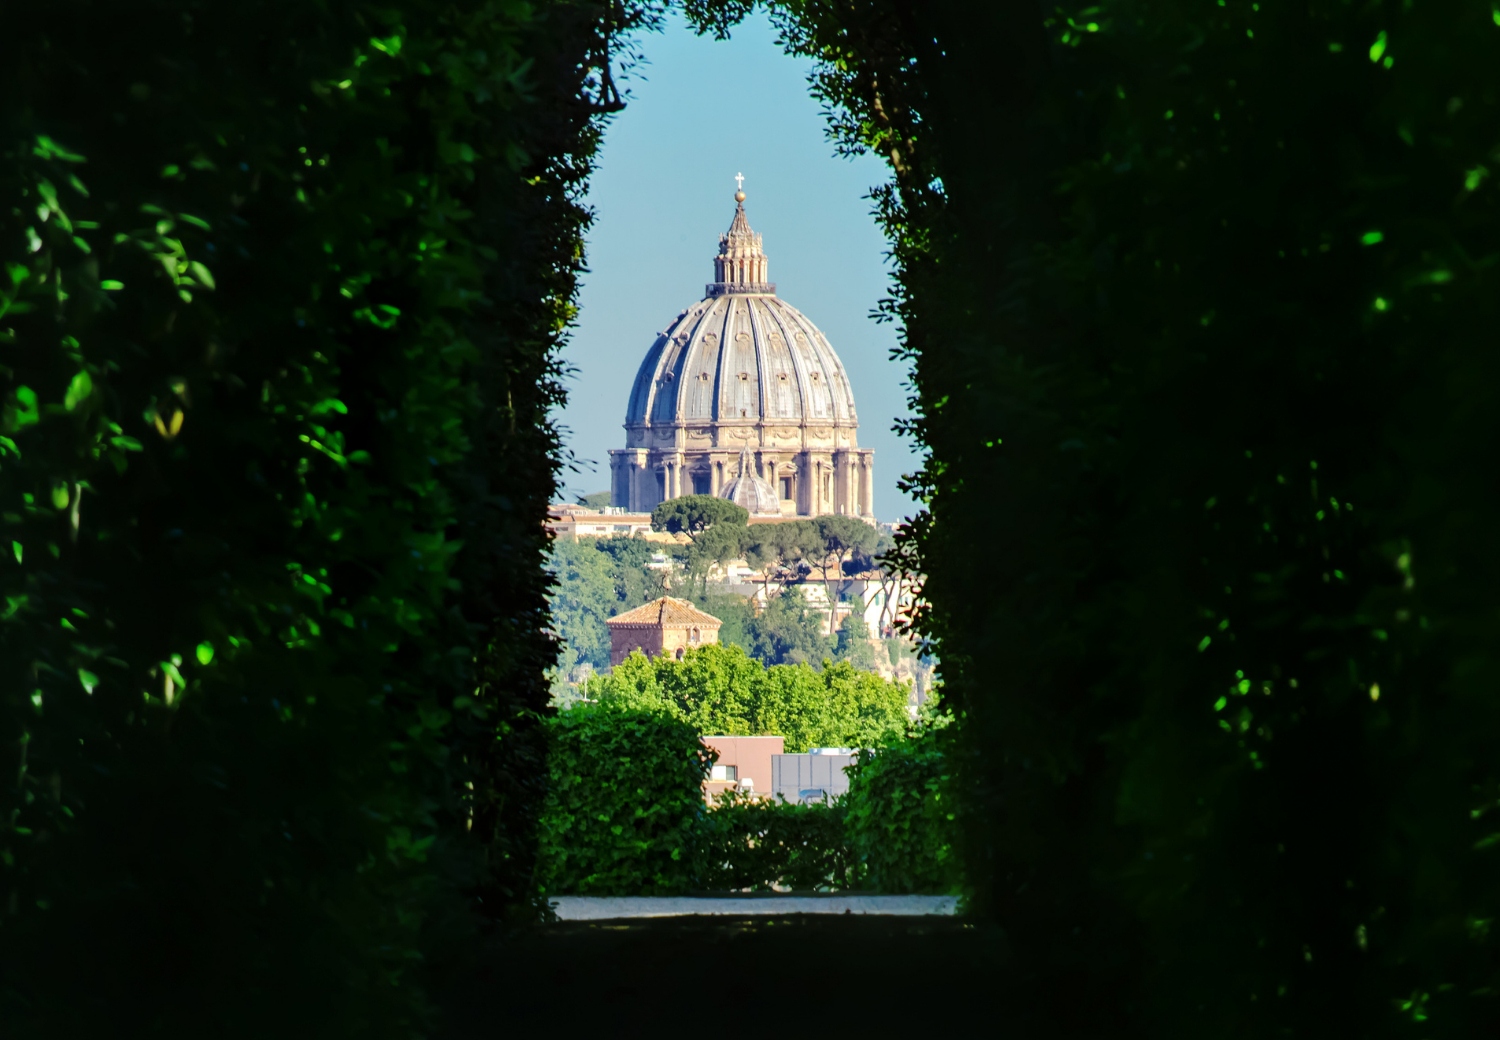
[780,476,794,500]
[656,472,666,500]
[691,472,711,495]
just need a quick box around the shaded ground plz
[443,915,1025,1036]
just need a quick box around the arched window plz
[689,627,700,644]
[675,647,685,660]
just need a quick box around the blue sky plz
[554,11,920,522]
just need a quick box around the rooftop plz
[606,596,724,628]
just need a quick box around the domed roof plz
[624,194,859,431]
[718,445,781,516]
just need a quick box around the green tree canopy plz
[683,518,751,594]
[812,515,879,632]
[650,494,748,540]
[547,539,623,674]
[547,536,672,673]
[744,587,833,666]
[582,643,909,753]
[834,614,878,672]
[743,518,820,599]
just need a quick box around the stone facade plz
[610,191,874,518]
[605,597,722,667]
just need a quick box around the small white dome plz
[718,446,780,516]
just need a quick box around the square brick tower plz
[605,597,722,667]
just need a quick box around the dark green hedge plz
[733,0,1500,1033]
[537,705,712,895]
[0,2,623,1033]
[538,704,954,894]
[843,723,958,895]
[698,790,856,890]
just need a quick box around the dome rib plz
[623,290,858,431]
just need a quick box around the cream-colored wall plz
[610,441,873,517]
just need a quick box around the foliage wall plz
[1,1,622,1031]
[843,716,957,895]
[717,0,1500,1033]
[537,705,951,894]
[697,789,854,890]
[536,704,711,895]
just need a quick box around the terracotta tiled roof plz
[606,597,723,628]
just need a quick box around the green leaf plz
[195,642,214,665]
[64,370,93,411]
[188,261,216,290]
[32,135,86,163]
[78,669,99,694]
[9,386,40,429]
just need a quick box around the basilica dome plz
[610,187,873,519]
[623,211,858,430]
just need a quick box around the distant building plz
[700,740,859,805]
[605,596,722,666]
[701,735,783,801]
[772,750,857,804]
[545,505,657,541]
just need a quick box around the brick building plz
[605,596,722,667]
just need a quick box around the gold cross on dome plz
[735,172,744,191]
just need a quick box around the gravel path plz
[550,894,958,919]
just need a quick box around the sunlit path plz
[552,894,958,918]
